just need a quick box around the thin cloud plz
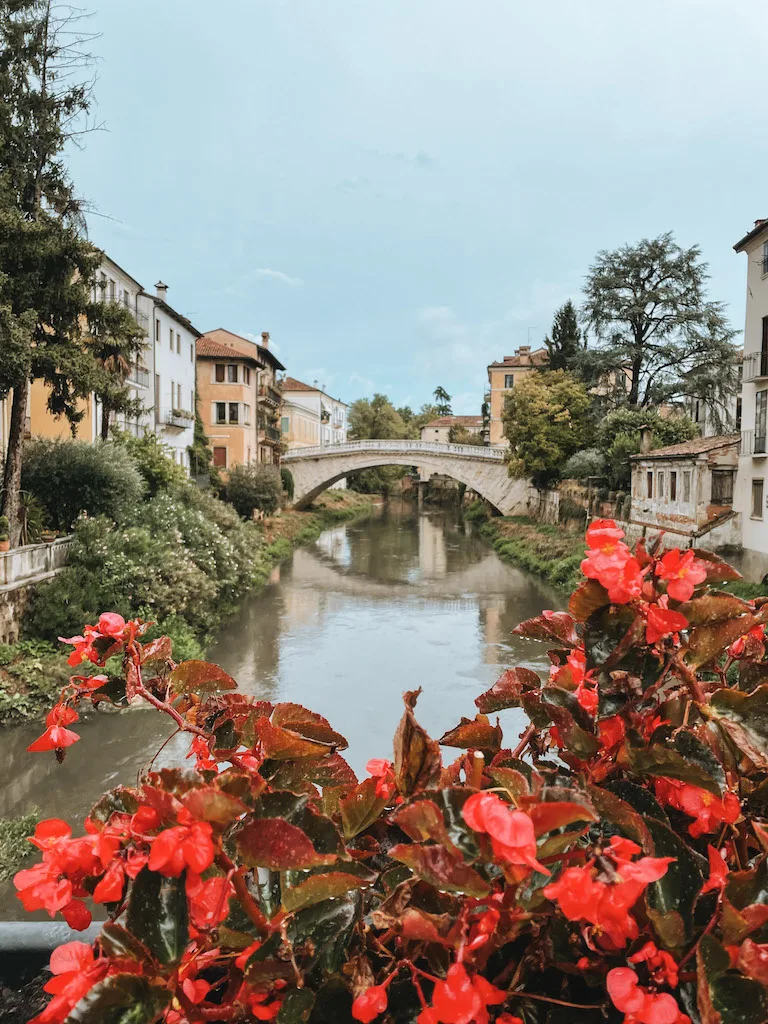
[254,268,304,287]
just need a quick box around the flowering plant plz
[15,521,768,1023]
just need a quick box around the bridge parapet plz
[282,440,508,462]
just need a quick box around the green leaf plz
[125,867,188,966]
[277,988,316,1024]
[65,975,170,1024]
[645,818,704,946]
[475,668,539,713]
[691,549,743,583]
[89,787,139,825]
[708,684,768,770]
[587,784,655,852]
[438,714,503,753]
[266,754,357,793]
[604,779,669,823]
[698,934,768,1024]
[584,605,642,671]
[286,895,359,974]
[281,866,376,913]
[391,798,459,850]
[338,776,388,839]
[522,687,598,758]
[97,923,153,963]
[169,659,237,694]
[626,743,723,796]
[390,843,490,897]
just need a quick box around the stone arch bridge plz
[281,440,529,515]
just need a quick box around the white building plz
[734,220,768,576]
[147,281,200,468]
[281,378,348,486]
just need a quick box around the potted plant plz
[0,515,9,552]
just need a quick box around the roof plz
[196,337,265,367]
[488,346,548,370]
[204,328,286,371]
[734,219,768,252]
[282,377,348,405]
[424,416,483,428]
[630,434,740,461]
[143,293,202,338]
[100,252,144,292]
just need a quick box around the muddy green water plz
[0,503,562,916]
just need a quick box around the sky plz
[68,0,768,414]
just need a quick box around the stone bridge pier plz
[281,440,529,516]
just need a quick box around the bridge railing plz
[282,440,508,461]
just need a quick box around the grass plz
[478,515,584,591]
[0,810,39,883]
[722,579,768,601]
[0,490,376,727]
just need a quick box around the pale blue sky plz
[71,0,768,413]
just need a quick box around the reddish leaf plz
[691,549,743,583]
[281,867,376,913]
[512,610,580,647]
[475,668,539,714]
[339,777,388,839]
[569,579,610,623]
[267,754,358,794]
[271,703,348,750]
[738,938,768,985]
[678,593,754,627]
[256,718,340,760]
[393,689,441,798]
[438,715,503,754]
[525,800,598,838]
[398,907,458,945]
[390,843,490,897]
[140,636,173,664]
[391,799,457,851]
[684,614,757,670]
[169,660,237,695]
[488,767,530,801]
[708,684,768,771]
[236,818,337,870]
[182,787,248,825]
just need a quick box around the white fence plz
[282,440,508,462]
[0,537,73,592]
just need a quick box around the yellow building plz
[486,346,548,445]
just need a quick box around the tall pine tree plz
[0,1,100,543]
[543,300,582,372]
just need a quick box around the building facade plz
[734,220,768,573]
[148,282,200,467]
[281,379,347,449]
[420,415,484,445]
[197,329,285,469]
[485,346,547,445]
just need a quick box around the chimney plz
[639,424,653,454]
[756,219,767,228]
[517,345,531,355]
[261,331,270,348]
[155,281,168,302]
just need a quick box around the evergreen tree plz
[88,300,147,439]
[543,300,582,372]
[582,232,739,418]
[0,1,100,544]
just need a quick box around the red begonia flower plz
[655,549,707,603]
[352,984,389,1022]
[701,845,728,893]
[426,963,505,1024]
[628,941,679,988]
[148,816,214,877]
[462,792,549,876]
[646,600,688,645]
[607,967,690,1024]
[29,942,107,1024]
[654,779,740,838]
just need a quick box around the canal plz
[0,502,563,915]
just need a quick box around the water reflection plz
[0,502,563,917]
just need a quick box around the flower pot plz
[0,539,9,552]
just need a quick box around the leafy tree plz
[226,463,282,518]
[112,429,187,497]
[397,403,440,438]
[433,385,452,416]
[562,447,607,480]
[0,1,100,544]
[88,301,147,439]
[188,402,219,486]
[502,370,592,485]
[447,424,484,446]
[348,394,408,440]
[596,408,699,489]
[543,300,582,372]
[582,232,739,419]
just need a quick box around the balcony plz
[741,429,768,457]
[128,366,150,389]
[160,408,194,430]
[259,425,282,445]
[743,351,768,382]
[258,383,282,407]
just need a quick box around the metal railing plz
[741,429,768,455]
[260,425,282,443]
[160,408,194,429]
[128,366,150,388]
[282,439,508,461]
[259,384,282,406]
[743,351,768,382]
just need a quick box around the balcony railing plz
[259,384,282,406]
[160,408,194,429]
[743,351,768,382]
[128,366,150,388]
[741,429,768,456]
[259,425,282,444]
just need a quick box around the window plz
[190,343,194,363]
[694,400,702,423]
[647,471,653,498]
[190,389,195,412]
[683,470,692,503]
[213,447,227,468]
[763,240,768,275]
[711,470,734,505]
[169,326,174,349]
[244,367,251,386]
[756,390,768,453]
[215,364,225,383]
[736,397,743,432]
[122,289,129,306]
[281,416,290,434]
[154,374,161,423]
[243,404,251,425]
[752,478,764,519]
[670,471,677,501]
[228,402,239,424]
[504,374,514,388]
[227,364,238,383]
[657,471,665,499]
[215,402,226,424]
[109,279,116,300]
[155,319,160,342]
[176,332,181,354]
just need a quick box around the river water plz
[0,502,562,916]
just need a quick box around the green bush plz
[112,429,187,496]
[0,514,8,540]
[562,448,606,480]
[0,811,39,882]
[558,495,587,524]
[464,499,489,522]
[280,467,294,501]
[22,438,145,531]
[226,463,282,518]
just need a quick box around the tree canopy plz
[543,300,582,372]
[502,370,593,485]
[582,232,739,420]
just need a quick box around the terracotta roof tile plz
[630,433,739,460]
[424,416,484,428]
[197,337,264,364]
[282,377,318,393]
[488,347,548,370]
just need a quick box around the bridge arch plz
[281,441,530,516]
